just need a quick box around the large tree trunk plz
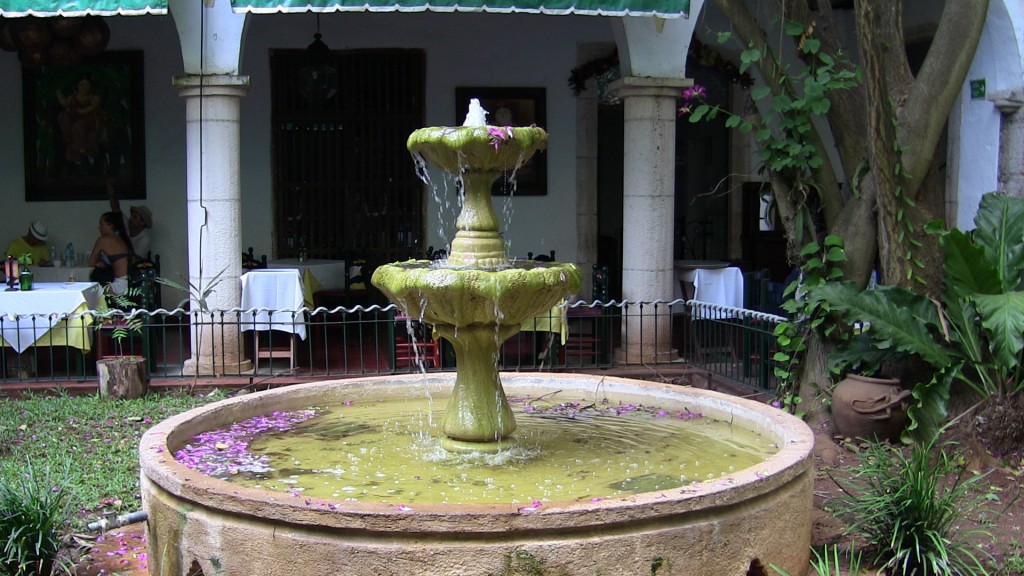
[712,0,990,430]
[854,0,989,290]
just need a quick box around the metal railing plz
[0,300,785,393]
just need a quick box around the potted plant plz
[95,286,149,399]
[811,192,1024,444]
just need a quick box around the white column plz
[991,90,1024,198]
[174,74,252,375]
[609,76,690,363]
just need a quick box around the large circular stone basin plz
[140,374,814,576]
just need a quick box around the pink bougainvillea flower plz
[487,126,515,151]
[681,84,706,101]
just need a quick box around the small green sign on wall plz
[970,78,986,100]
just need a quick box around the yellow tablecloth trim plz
[301,268,323,309]
[2,301,105,352]
[520,304,567,345]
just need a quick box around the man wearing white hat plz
[6,221,52,265]
[108,184,153,258]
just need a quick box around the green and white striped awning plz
[0,0,166,16]
[0,0,686,17]
[231,0,688,17]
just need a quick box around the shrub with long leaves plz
[811,192,1024,442]
[771,543,862,576]
[832,435,992,576]
[0,461,77,576]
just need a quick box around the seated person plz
[108,183,153,258]
[6,220,51,265]
[88,212,134,295]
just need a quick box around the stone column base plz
[614,344,679,364]
[182,355,253,376]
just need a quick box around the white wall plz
[949,0,1024,229]
[0,11,614,290]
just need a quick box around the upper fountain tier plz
[408,119,549,269]
[407,125,547,175]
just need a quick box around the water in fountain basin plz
[177,392,776,505]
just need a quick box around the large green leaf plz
[942,228,1000,298]
[902,367,954,445]
[828,332,898,375]
[974,291,1024,369]
[973,193,1024,291]
[941,293,985,364]
[812,283,952,369]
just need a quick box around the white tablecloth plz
[268,259,347,290]
[240,269,307,340]
[31,266,95,283]
[675,267,744,309]
[0,282,105,353]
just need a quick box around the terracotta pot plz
[832,374,911,441]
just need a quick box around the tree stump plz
[97,356,149,399]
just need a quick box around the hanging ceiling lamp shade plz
[298,15,338,105]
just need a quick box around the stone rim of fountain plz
[141,374,813,527]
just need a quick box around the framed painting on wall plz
[22,50,146,202]
[455,87,547,196]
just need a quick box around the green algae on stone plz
[407,126,547,173]
[372,261,581,329]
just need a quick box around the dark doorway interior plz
[269,49,426,267]
[675,65,731,262]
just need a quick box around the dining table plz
[239,268,308,340]
[0,281,106,353]
[673,260,745,309]
[267,259,347,308]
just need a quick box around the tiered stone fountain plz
[372,103,581,448]
[139,104,814,575]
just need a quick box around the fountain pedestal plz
[374,122,581,445]
[448,171,507,268]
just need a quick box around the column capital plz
[173,74,251,98]
[608,76,692,100]
[988,89,1024,114]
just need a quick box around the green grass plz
[0,388,227,528]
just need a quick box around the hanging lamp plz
[298,14,338,105]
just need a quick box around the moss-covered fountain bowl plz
[407,126,547,173]
[372,259,580,330]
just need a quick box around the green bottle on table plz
[19,269,33,291]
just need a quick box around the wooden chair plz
[559,264,612,365]
[242,247,267,270]
[253,331,298,371]
[389,310,441,370]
